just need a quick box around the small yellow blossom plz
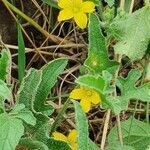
[53,129,77,150]
[57,0,95,29]
[69,87,101,113]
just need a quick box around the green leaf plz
[17,23,26,82]
[0,79,12,100]
[0,49,11,81]
[75,74,105,93]
[0,113,24,150]
[103,96,121,115]
[10,103,36,126]
[104,0,114,7]
[47,138,71,150]
[89,139,100,150]
[73,101,89,150]
[19,138,49,150]
[30,113,49,143]
[34,59,67,115]
[11,103,25,112]
[106,142,135,150]
[14,110,36,126]
[110,6,150,61]
[42,0,59,9]
[0,101,5,114]
[108,117,150,150]
[85,13,118,74]
[17,68,42,111]
[117,69,150,110]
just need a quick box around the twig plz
[120,0,125,10]
[1,0,70,44]
[129,0,135,14]
[116,115,123,145]
[100,109,111,150]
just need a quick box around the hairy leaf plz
[89,139,100,150]
[14,110,36,126]
[0,79,12,100]
[47,138,71,150]
[17,68,42,111]
[19,138,49,150]
[110,6,150,61]
[104,0,114,7]
[73,101,89,150]
[117,69,150,110]
[0,49,11,81]
[76,74,105,93]
[108,117,150,150]
[0,113,24,150]
[85,13,118,74]
[106,142,135,150]
[34,59,67,115]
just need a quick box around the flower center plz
[72,7,81,13]
[86,90,93,97]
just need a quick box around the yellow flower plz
[53,129,77,150]
[69,87,101,113]
[57,0,95,29]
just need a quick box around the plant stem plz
[1,0,67,44]
[50,99,70,135]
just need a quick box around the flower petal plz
[81,1,95,13]
[80,98,91,113]
[67,129,77,144]
[73,0,82,6]
[69,88,85,100]
[90,90,101,104]
[70,143,78,150]
[58,0,72,8]
[52,132,68,142]
[58,9,73,21]
[74,12,87,29]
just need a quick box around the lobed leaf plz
[108,117,150,150]
[110,6,150,61]
[117,69,150,110]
